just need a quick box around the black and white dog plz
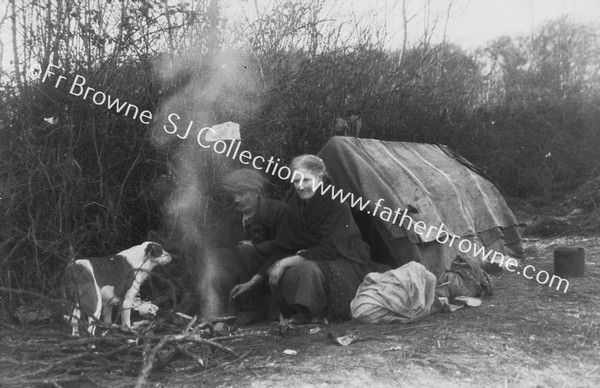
[63,241,172,336]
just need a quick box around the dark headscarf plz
[221,169,267,193]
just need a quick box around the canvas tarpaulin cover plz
[318,137,523,274]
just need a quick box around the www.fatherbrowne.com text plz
[162,124,569,293]
[34,60,568,294]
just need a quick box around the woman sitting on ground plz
[265,154,372,323]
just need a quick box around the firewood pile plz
[0,315,258,388]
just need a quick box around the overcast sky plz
[1,0,599,75]
[435,0,600,49]
[329,0,600,51]
[224,0,600,53]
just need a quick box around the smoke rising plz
[150,46,260,319]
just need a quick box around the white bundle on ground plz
[350,262,438,324]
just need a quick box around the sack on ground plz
[350,261,440,324]
[436,255,492,299]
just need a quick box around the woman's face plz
[292,167,323,200]
[232,190,259,214]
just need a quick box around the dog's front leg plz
[70,306,81,336]
[101,302,113,324]
[121,304,132,329]
[121,284,140,329]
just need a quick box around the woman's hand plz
[229,275,262,300]
[268,261,286,287]
[237,240,253,247]
[268,255,306,287]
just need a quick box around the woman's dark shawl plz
[275,187,370,266]
[266,182,371,320]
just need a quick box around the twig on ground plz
[135,333,239,388]
[175,343,206,368]
[212,331,271,341]
[183,350,252,382]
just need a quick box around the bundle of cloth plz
[351,255,492,324]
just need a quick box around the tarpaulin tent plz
[317,137,523,276]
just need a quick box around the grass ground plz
[1,235,599,387]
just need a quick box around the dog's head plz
[120,242,172,269]
[143,241,172,266]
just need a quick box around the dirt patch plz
[1,236,599,387]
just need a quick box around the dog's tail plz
[61,245,78,334]
[67,244,76,263]
[61,243,79,319]
[58,243,78,287]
